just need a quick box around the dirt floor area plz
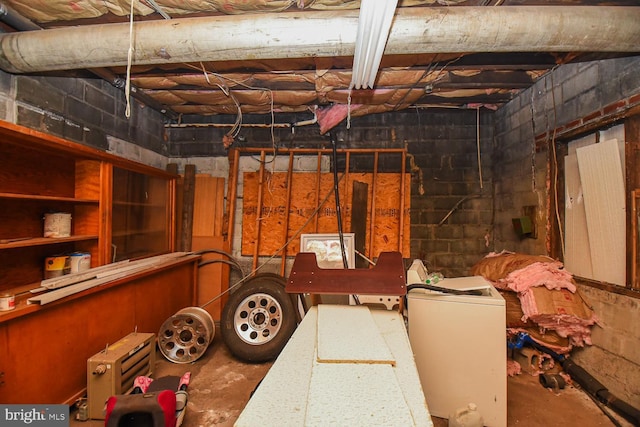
[71,331,633,427]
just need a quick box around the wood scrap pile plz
[471,251,599,355]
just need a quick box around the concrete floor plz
[72,333,633,427]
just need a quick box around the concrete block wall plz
[0,71,168,160]
[573,286,640,408]
[167,108,494,279]
[398,109,494,277]
[494,56,640,407]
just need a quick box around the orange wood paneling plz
[241,172,411,259]
[0,256,198,404]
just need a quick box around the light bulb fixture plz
[350,0,399,90]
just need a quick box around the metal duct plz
[0,2,40,32]
[0,7,638,74]
[0,2,176,118]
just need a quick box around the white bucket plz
[449,403,484,427]
[69,252,91,273]
[0,293,15,311]
[44,213,72,238]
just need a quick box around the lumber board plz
[193,174,225,236]
[576,139,626,285]
[192,236,228,321]
[351,180,369,268]
[563,153,593,279]
[29,253,190,305]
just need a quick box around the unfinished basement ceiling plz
[0,1,639,134]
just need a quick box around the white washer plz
[407,276,506,427]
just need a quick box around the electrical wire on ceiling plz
[124,0,136,118]
[186,62,277,150]
[392,64,435,112]
[143,0,171,19]
[392,54,463,112]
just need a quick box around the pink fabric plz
[499,261,576,293]
[133,375,154,393]
[518,291,598,347]
[179,372,191,390]
[507,359,522,377]
[316,104,362,134]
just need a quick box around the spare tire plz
[221,273,297,362]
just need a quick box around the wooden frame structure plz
[225,147,410,275]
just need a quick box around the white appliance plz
[407,276,506,427]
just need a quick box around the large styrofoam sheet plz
[372,310,432,426]
[305,362,415,426]
[234,307,317,427]
[576,139,626,285]
[235,306,433,427]
[316,304,395,365]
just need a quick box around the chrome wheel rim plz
[233,292,283,345]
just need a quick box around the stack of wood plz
[471,251,599,354]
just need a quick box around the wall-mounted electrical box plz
[513,205,537,239]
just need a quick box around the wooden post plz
[351,181,369,269]
[314,152,322,232]
[181,164,196,252]
[632,189,639,290]
[226,148,240,247]
[368,152,379,260]
[281,152,295,276]
[399,150,406,254]
[252,151,267,271]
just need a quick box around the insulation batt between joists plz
[0,7,639,73]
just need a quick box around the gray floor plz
[72,333,633,427]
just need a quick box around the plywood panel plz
[564,153,593,278]
[192,236,229,321]
[242,172,410,258]
[576,139,626,285]
[193,175,225,236]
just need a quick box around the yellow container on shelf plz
[45,255,70,279]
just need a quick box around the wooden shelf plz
[0,119,176,294]
[113,200,166,208]
[0,235,99,249]
[0,192,99,203]
[0,119,181,406]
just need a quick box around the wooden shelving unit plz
[0,120,196,405]
[0,120,176,293]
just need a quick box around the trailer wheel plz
[221,274,297,362]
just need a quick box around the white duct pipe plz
[0,7,638,74]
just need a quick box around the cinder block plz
[513,347,560,375]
